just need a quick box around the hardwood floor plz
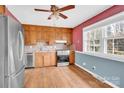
[24,65,112,88]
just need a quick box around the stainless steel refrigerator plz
[0,15,25,88]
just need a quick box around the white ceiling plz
[6,5,112,28]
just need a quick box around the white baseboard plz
[75,63,119,88]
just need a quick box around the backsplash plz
[24,42,71,53]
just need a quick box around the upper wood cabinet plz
[0,5,5,14]
[36,31,42,42]
[24,30,30,45]
[49,30,56,44]
[30,30,37,45]
[23,25,30,31]
[67,31,72,44]
[23,24,73,45]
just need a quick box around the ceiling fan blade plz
[34,8,51,12]
[48,16,51,20]
[59,5,75,12]
[48,14,53,20]
[59,13,68,19]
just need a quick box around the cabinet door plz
[61,30,67,40]
[55,30,62,40]
[24,30,30,45]
[40,30,48,42]
[49,30,55,44]
[43,52,51,66]
[35,52,44,67]
[67,31,72,44]
[37,31,42,42]
[69,51,75,65]
[30,30,37,45]
[50,52,57,66]
[0,5,5,14]
[45,30,50,43]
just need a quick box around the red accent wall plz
[73,25,83,51]
[73,5,124,51]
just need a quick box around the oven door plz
[57,55,69,63]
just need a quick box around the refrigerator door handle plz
[17,31,24,62]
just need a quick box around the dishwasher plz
[25,53,35,68]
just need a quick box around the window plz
[105,21,124,55]
[86,28,102,52]
[114,39,124,55]
[84,20,124,56]
[107,39,113,54]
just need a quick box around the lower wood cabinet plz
[35,50,74,67]
[69,50,75,65]
[35,51,57,67]
[50,52,57,66]
[35,52,44,67]
[43,52,51,67]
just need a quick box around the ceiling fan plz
[34,5,75,20]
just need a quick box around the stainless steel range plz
[54,40,70,66]
[57,50,70,66]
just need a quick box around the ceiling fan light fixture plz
[50,13,59,20]
[52,15,59,20]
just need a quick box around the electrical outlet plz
[82,62,86,66]
[92,66,96,70]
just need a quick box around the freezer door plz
[0,16,6,88]
[8,16,25,75]
[9,66,25,88]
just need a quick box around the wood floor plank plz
[24,65,112,88]
[59,66,91,88]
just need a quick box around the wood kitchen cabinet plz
[35,52,44,67]
[67,31,72,44]
[0,5,5,14]
[23,24,73,45]
[69,50,75,65]
[43,52,51,66]
[43,51,57,66]
[49,30,56,44]
[50,52,57,66]
[36,31,42,42]
[30,30,37,45]
[35,51,57,67]
[40,30,46,41]
[24,30,31,45]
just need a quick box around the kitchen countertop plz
[35,50,56,53]
[25,49,74,54]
